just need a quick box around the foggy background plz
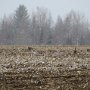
[0,0,90,45]
[0,0,90,20]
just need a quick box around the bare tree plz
[0,16,14,44]
[63,11,89,45]
[54,16,64,44]
[31,7,53,44]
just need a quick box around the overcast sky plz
[0,0,90,21]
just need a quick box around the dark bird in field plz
[87,49,90,52]
[73,47,77,54]
[28,47,33,51]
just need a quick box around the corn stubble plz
[0,45,90,90]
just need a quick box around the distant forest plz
[0,5,90,45]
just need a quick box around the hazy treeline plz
[0,5,90,45]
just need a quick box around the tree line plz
[0,5,90,45]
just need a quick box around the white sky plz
[0,0,90,21]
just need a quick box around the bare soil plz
[0,45,90,90]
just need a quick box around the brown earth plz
[0,45,90,90]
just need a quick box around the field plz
[0,45,90,90]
